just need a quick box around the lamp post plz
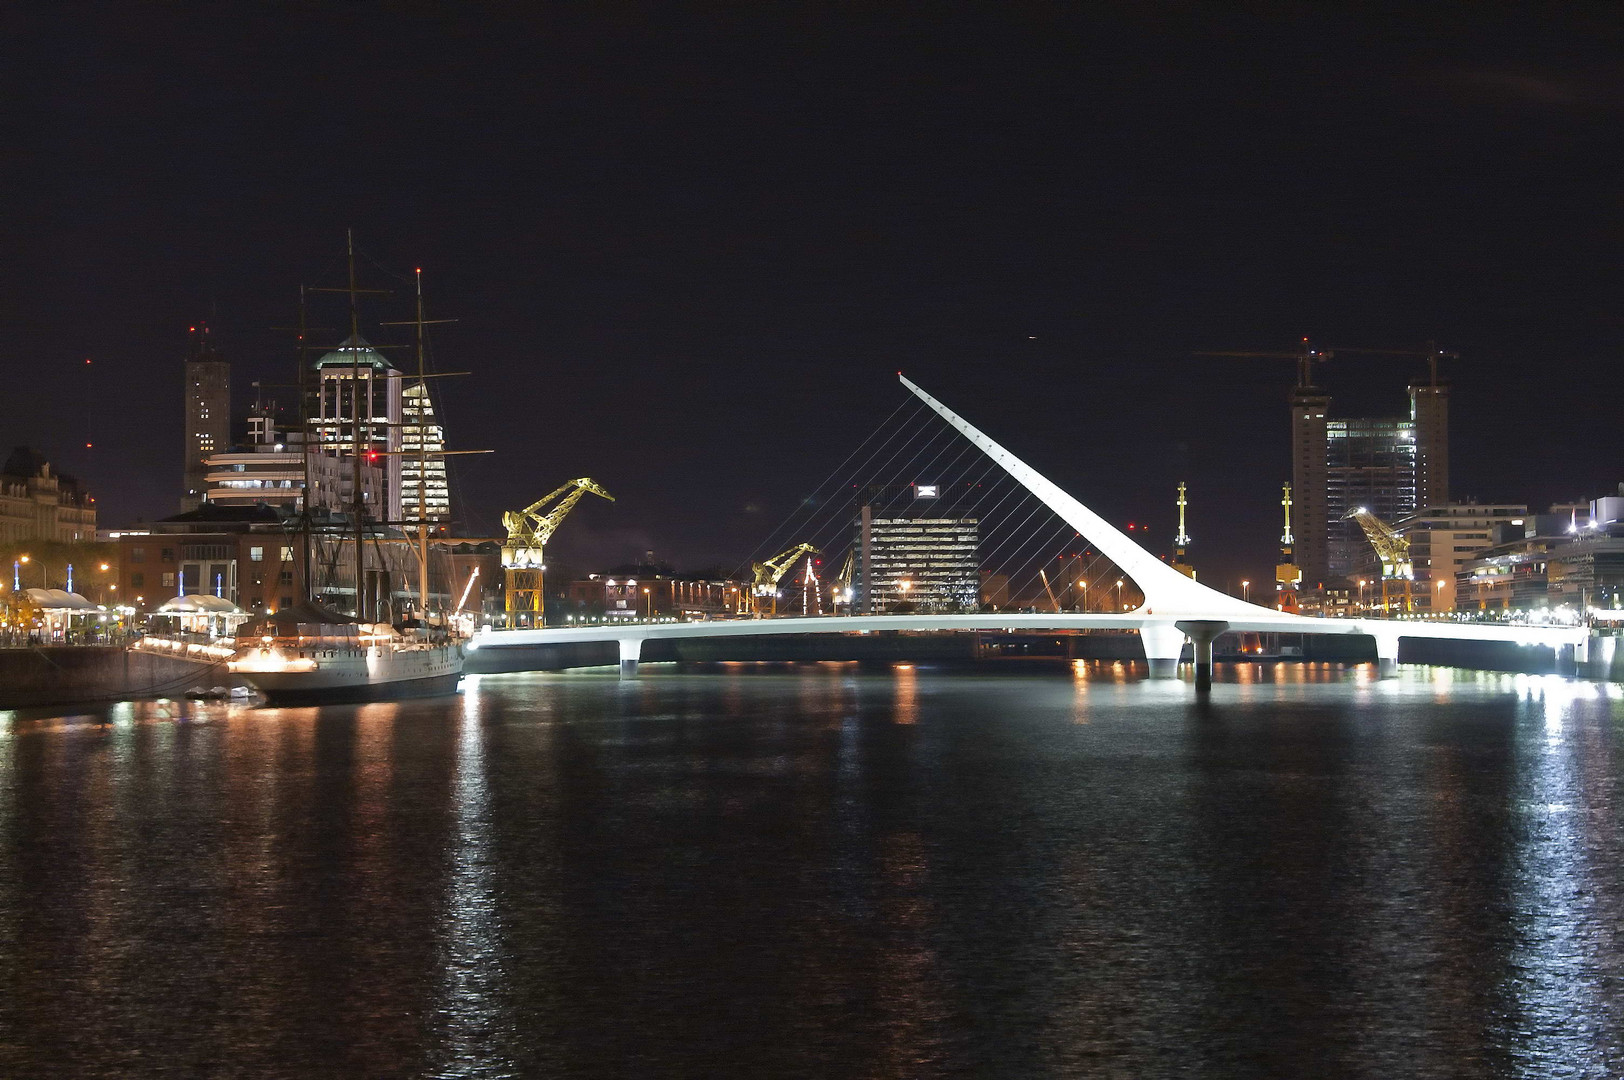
[1075,579,1087,612]
[1358,579,1368,612]
[643,586,651,621]
[1115,578,1123,611]
[1241,579,1250,605]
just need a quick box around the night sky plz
[7,5,1621,590]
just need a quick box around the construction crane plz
[1195,337,1333,389]
[502,478,614,626]
[1343,507,1413,614]
[1331,342,1458,387]
[749,542,817,617]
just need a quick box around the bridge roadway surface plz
[468,612,1590,685]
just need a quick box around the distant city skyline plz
[6,7,1621,590]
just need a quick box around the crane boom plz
[1343,507,1414,614]
[830,549,855,613]
[1343,508,1412,579]
[1194,337,1333,389]
[1038,568,1062,613]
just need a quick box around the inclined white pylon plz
[900,374,1267,619]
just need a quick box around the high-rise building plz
[202,407,381,514]
[1289,386,1331,588]
[1292,378,1450,588]
[1325,416,1417,579]
[1409,382,1449,510]
[851,485,980,613]
[400,382,451,525]
[310,336,402,523]
[181,324,230,511]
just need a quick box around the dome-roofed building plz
[311,335,402,523]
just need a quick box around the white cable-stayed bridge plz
[470,375,1590,689]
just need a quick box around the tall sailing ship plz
[231,235,470,704]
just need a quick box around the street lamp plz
[1115,578,1123,611]
[1242,579,1250,604]
[1358,579,1368,611]
[1075,579,1087,612]
[643,587,651,620]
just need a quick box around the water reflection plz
[429,689,519,1074]
[0,666,1619,1075]
[1498,677,1624,1071]
[892,664,918,725]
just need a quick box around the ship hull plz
[235,643,465,706]
[249,668,463,706]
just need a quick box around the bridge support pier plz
[1371,630,1401,678]
[1139,624,1187,680]
[618,637,643,679]
[1176,620,1230,693]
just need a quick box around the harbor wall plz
[0,648,236,709]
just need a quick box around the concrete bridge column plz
[619,637,643,679]
[1139,624,1187,680]
[1176,620,1230,693]
[1371,629,1401,678]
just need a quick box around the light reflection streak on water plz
[429,689,514,1075]
[1070,660,1089,723]
[1502,676,1621,1072]
[892,663,918,725]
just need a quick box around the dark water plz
[1,662,1620,1078]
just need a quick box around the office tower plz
[310,335,402,523]
[181,324,230,511]
[401,382,451,525]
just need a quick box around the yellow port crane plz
[749,542,818,617]
[829,549,855,614]
[1276,483,1302,613]
[1343,507,1413,614]
[502,478,614,626]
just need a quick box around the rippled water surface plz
[1,663,1621,1078]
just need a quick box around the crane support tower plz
[502,478,614,626]
[749,543,818,617]
[1172,482,1195,579]
[1343,507,1413,614]
[1276,483,1302,612]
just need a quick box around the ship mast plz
[413,269,430,616]
[345,230,367,621]
[298,284,312,605]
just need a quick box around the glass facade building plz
[852,513,980,613]
[400,382,451,525]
